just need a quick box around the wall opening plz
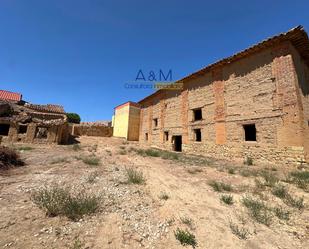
[193,108,202,121]
[173,136,182,152]
[145,133,148,141]
[194,129,202,141]
[35,127,48,139]
[153,118,158,127]
[18,124,28,134]
[0,124,10,136]
[164,131,169,142]
[243,124,256,141]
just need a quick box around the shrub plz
[31,185,101,221]
[287,170,309,191]
[0,146,24,170]
[208,181,233,192]
[284,194,304,210]
[174,228,197,248]
[240,169,258,177]
[135,148,179,160]
[274,206,290,220]
[260,171,279,187]
[220,194,234,205]
[81,155,100,166]
[70,238,84,249]
[159,192,169,200]
[72,144,81,151]
[16,146,33,151]
[143,149,160,157]
[271,184,304,210]
[66,113,81,124]
[119,150,127,155]
[51,157,70,164]
[87,171,99,183]
[180,216,193,228]
[126,168,145,184]
[187,168,202,174]
[242,196,272,226]
[160,150,179,160]
[229,222,249,240]
[228,168,235,174]
[272,184,287,199]
[244,157,253,166]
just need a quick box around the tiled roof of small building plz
[0,90,22,102]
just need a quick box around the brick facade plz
[138,27,309,166]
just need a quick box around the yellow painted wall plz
[113,105,130,139]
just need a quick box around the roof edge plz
[138,25,309,104]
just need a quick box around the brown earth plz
[0,136,308,249]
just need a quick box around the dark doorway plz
[173,136,182,152]
[0,124,10,136]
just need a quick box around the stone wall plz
[71,123,112,137]
[139,41,308,166]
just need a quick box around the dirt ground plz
[0,136,308,249]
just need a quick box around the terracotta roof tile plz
[0,90,22,102]
[25,103,65,114]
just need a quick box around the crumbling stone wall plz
[139,41,309,166]
[0,101,69,145]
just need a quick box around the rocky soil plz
[0,136,308,249]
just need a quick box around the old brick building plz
[138,26,309,165]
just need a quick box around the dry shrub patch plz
[72,144,81,151]
[286,170,309,192]
[229,222,249,240]
[158,192,169,200]
[209,181,233,192]
[16,146,33,151]
[76,155,100,166]
[126,167,145,184]
[260,171,279,187]
[180,216,194,229]
[242,196,273,226]
[51,157,70,165]
[31,184,101,221]
[0,146,25,170]
[271,184,288,199]
[273,206,290,220]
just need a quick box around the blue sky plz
[1,0,309,121]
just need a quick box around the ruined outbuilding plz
[0,91,69,144]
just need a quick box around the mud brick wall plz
[72,124,112,137]
[139,41,309,166]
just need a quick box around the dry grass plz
[126,168,145,184]
[209,181,233,192]
[229,222,249,240]
[242,196,273,226]
[0,146,25,170]
[31,184,101,221]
